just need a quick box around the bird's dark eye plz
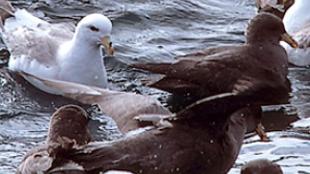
[89,26,99,32]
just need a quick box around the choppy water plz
[0,0,309,173]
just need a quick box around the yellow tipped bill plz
[101,36,114,56]
[281,33,298,48]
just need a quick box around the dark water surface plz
[0,0,309,173]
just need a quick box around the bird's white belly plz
[58,62,108,88]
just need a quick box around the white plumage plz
[282,0,310,66]
[3,8,113,88]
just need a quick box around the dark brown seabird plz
[46,105,91,147]
[132,13,297,107]
[17,105,91,174]
[132,13,297,104]
[17,93,260,174]
[132,13,298,139]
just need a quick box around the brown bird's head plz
[47,105,91,148]
[246,12,298,48]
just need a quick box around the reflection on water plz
[0,0,309,173]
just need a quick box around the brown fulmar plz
[44,93,260,174]
[17,93,261,174]
[17,105,91,174]
[132,12,297,113]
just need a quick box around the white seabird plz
[1,4,114,88]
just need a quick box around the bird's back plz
[3,9,74,79]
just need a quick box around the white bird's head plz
[75,13,114,56]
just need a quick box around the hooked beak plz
[101,36,114,56]
[281,33,298,48]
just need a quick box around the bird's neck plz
[64,38,104,70]
[58,37,108,88]
[246,35,279,46]
[73,37,101,57]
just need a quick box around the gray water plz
[0,0,309,173]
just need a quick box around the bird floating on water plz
[0,1,114,88]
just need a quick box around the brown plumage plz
[53,94,260,174]
[46,105,91,147]
[132,13,295,110]
[17,93,261,174]
[17,105,91,174]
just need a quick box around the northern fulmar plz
[0,1,114,88]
